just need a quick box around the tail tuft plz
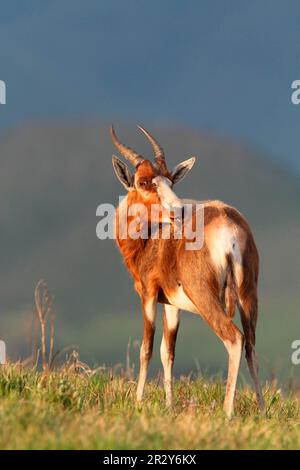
[224,254,238,317]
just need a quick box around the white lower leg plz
[223,332,243,418]
[160,305,180,407]
[136,298,157,403]
[160,336,173,406]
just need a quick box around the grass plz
[0,362,299,450]
[0,280,298,450]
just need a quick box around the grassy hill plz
[0,121,299,383]
[0,363,299,450]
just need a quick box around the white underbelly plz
[167,286,199,314]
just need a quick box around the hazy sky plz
[1,1,300,172]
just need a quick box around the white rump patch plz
[209,225,243,286]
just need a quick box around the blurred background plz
[0,1,299,384]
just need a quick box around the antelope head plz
[111,125,196,213]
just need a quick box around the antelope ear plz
[170,157,196,184]
[112,155,134,190]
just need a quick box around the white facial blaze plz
[152,176,183,210]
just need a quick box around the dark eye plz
[138,180,148,188]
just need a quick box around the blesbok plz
[110,125,264,417]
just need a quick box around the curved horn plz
[137,125,168,173]
[110,125,144,167]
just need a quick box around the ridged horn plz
[110,125,144,167]
[137,125,168,173]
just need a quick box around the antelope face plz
[111,124,196,213]
[134,160,160,201]
[152,175,183,211]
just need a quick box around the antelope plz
[110,125,264,417]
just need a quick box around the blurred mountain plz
[0,121,299,379]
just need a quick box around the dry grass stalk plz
[34,279,55,374]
